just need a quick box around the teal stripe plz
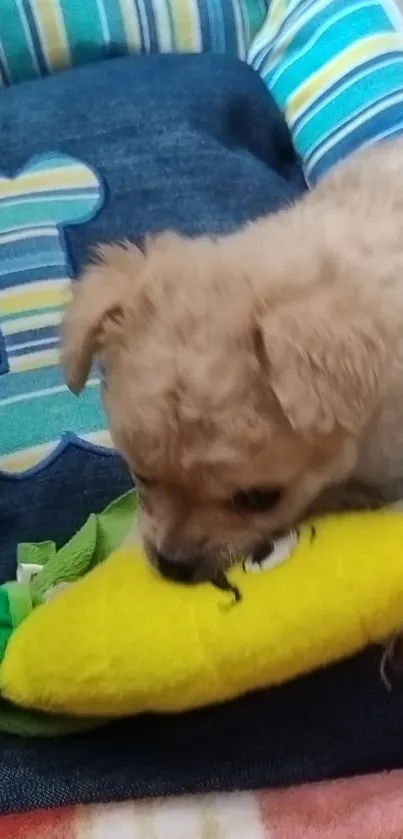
[247,0,269,40]
[295,57,403,151]
[0,252,64,276]
[102,0,128,47]
[0,3,39,83]
[60,0,106,64]
[0,383,104,456]
[27,156,84,174]
[0,195,101,229]
[304,87,403,168]
[0,365,65,400]
[271,4,395,103]
[256,0,342,74]
[2,305,61,324]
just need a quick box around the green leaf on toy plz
[17,541,57,567]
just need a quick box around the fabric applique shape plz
[0,152,108,473]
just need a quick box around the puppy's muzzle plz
[156,551,203,584]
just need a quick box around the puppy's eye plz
[230,487,282,515]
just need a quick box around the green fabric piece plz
[0,489,138,737]
[2,582,33,627]
[0,697,106,738]
[96,489,138,561]
[30,490,137,604]
[0,589,12,661]
[31,515,98,606]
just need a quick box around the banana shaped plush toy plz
[1,499,403,724]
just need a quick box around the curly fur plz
[62,140,403,577]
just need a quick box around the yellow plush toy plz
[1,507,403,719]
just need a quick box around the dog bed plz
[1,52,403,816]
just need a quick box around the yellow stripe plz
[247,0,290,69]
[286,32,403,121]
[9,348,60,373]
[168,0,201,52]
[0,441,54,473]
[83,430,113,448]
[0,280,69,316]
[30,0,71,71]
[153,0,174,50]
[270,0,288,28]
[0,166,98,198]
[118,0,142,50]
[0,430,113,473]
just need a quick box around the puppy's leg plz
[309,480,403,690]
[306,479,389,518]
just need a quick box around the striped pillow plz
[249,0,403,183]
[0,0,267,86]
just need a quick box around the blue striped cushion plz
[249,0,403,183]
[0,0,267,85]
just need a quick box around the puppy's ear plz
[256,303,386,435]
[62,243,144,394]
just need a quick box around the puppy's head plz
[62,230,385,581]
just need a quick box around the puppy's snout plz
[155,551,202,584]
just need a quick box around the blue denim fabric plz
[1,55,402,817]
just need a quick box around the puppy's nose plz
[156,551,201,584]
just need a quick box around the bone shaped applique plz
[0,152,104,471]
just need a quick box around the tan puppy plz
[62,140,403,582]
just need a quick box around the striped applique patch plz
[0,152,109,473]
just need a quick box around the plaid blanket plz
[3,772,403,838]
